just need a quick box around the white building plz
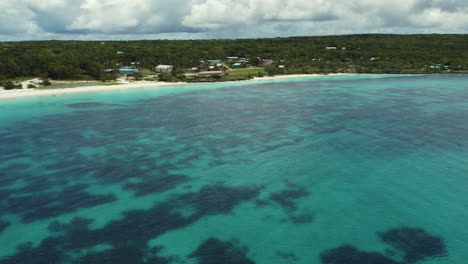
[155,65,174,73]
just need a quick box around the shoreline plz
[0,73,351,101]
[0,73,390,101]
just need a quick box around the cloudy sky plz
[1,0,468,40]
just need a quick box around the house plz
[155,65,174,73]
[186,67,199,72]
[209,66,216,70]
[325,47,337,50]
[278,65,285,69]
[227,56,239,62]
[207,60,221,64]
[262,59,274,65]
[428,64,449,70]
[119,66,139,77]
[198,71,224,77]
[116,51,125,54]
[232,63,242,67]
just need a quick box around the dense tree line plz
[1,34,468,81]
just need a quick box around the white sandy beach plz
[0,74,350,100]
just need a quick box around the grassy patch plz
[140,68,154,75]
[227,68,266,78]
[6,76,36,82]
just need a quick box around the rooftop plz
[156,65,173,69]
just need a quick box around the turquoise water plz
[0,74,467,264]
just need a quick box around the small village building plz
[198,71,224,77]
[232,63,242,67]
[209,66,216,70]
[116,51,125,54]
[186,67,199,72]
[325,47,337,50]
[227,56,239,62]
[278,65,285,69]
[429,64,449,70]
[262,59,274,65]
[155,65,174,73]
[119,66,139,77]
[207,60,221,64]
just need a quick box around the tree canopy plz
[1,34,467,81]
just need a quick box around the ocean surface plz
[0,74,467,264]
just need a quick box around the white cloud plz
[181,0,338,30]
[409,8,468,29]
[0,0,467,40]
[68,0,144,33]
[0,1,40,34]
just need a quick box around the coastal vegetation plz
[1,34,468,86]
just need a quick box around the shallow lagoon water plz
[0,74,467,264]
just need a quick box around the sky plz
[1,0,468,41]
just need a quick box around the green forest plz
[1,34,468,83]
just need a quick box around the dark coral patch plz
[74,246,171,264]
[320,227,448,264]
[188,238,255,264]
[177,184,260,216]
[377,227,447,263]
[123,174,190,197]
[48,217,94,233]
[276,250,299,261]
[0,220,10,233]
[288,212,315,224]
[320,245,399,264]
[0,184,260,264]
[270,185,310,211]
[2,184,116,223]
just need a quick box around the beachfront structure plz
[155,65,174,73]
[326,47,337,50]
[262,59,274,65]
[119,66,139,77]
[429,64,449,70]
[198,71,224,77]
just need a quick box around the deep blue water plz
[0,74,467,263]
